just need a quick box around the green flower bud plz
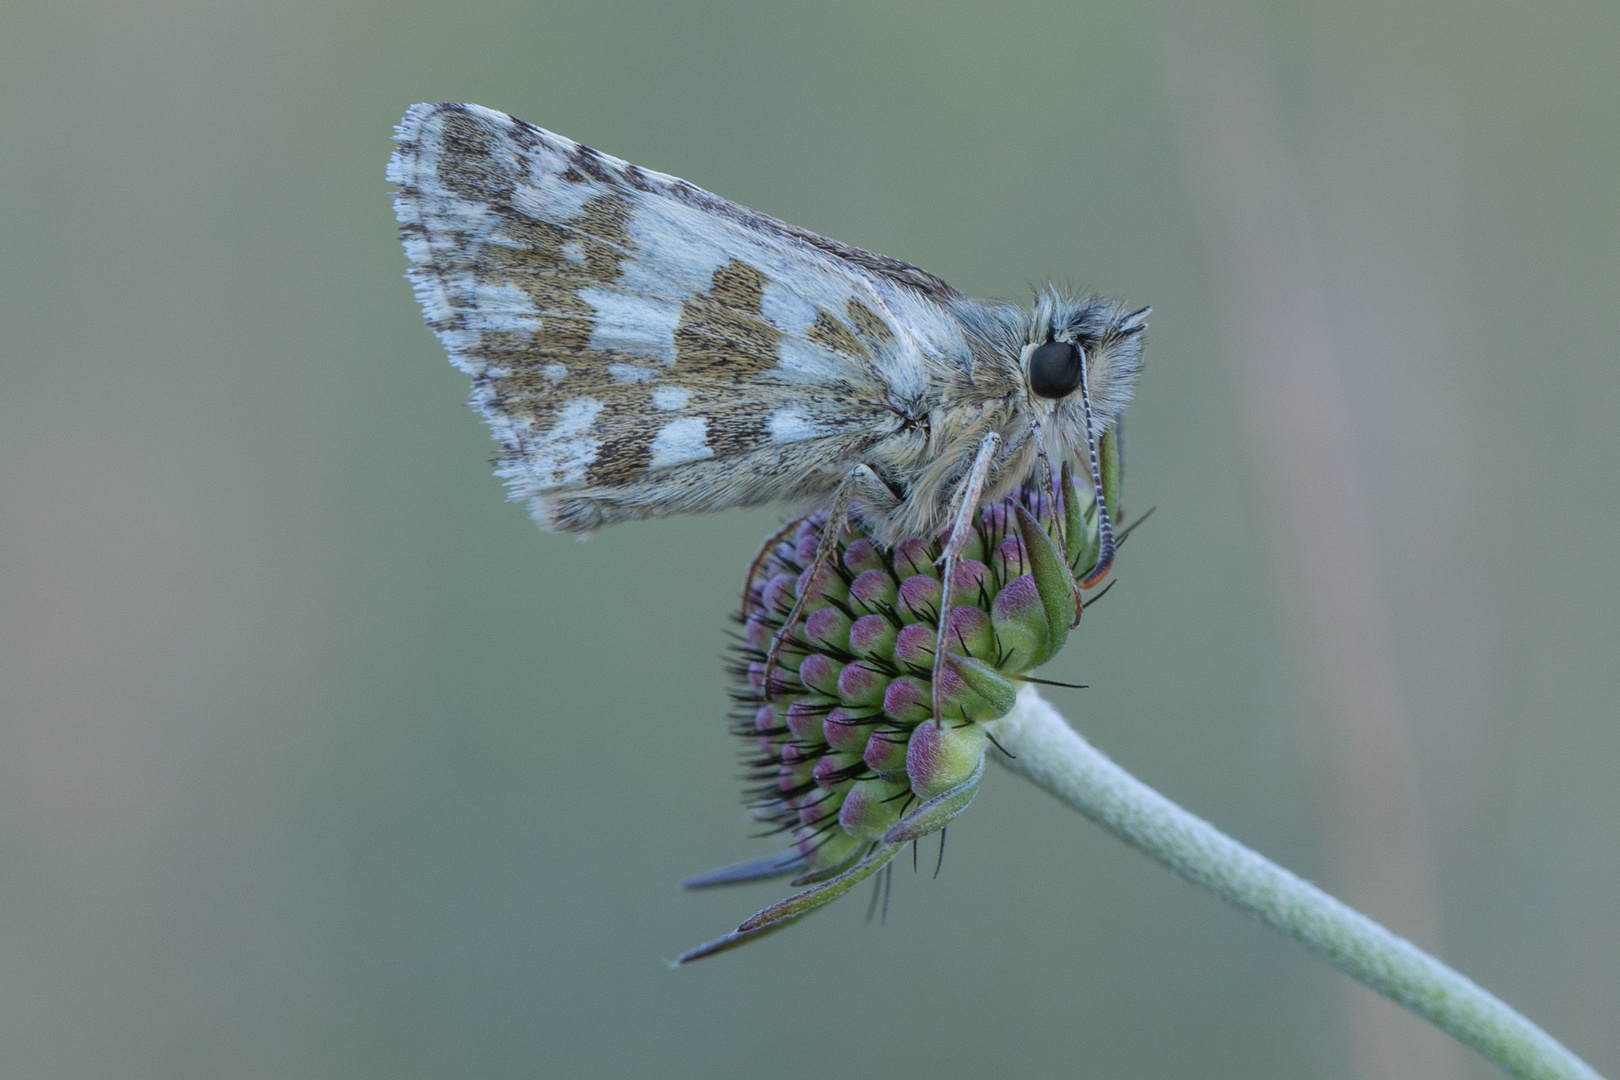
[892,623,936,668]
[892,538,937,578]
[822,707,871,753]
[941,604,994,658]
[881,675,932,724]
[842,538,886,574]
[848,568,899,613]
[836,661,889,708]
[862,724,911,773]
[897,574,942,623]
[847,613,897,659]
[784,696,834,742]
[796,653,844,696]
[803,607,852,652]
[990,574,1049,670]
[838,776,911,841]
[906,719,989,799]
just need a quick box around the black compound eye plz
[1029,340,1084,399]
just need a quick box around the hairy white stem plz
[987,686,1603,1080]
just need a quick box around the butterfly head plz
[1021,291,1148,585]
[1023,291,1147,419]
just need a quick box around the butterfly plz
[388,103,1146,721]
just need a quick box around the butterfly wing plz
[389,102,971,532]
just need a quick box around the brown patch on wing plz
[704,408,773,459]
[585,260,784,484]
[707,259,769,312]
[845,298,895,349]
[488,190,632,293]
[672,259,783,382]
[806,309,870,361]
[435,111,516,201]
[466,190,641,430]
[586,424,655,485]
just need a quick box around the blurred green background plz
[3,1,1616,1077]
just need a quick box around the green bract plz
[678,467,1113,962]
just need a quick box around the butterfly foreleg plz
[929,431,1002,726]
[761,464,901,702]
[741,518,811,619]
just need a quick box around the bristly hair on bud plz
[675,464,1118,962]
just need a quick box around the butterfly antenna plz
[1074,348,1116,587]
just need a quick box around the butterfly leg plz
[930,431,1002,726]
[762,465,900,701]
[741,517,810,619]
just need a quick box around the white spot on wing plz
[578,288,681,362]
[551,396,602,437]
[608,363,660,384]
[651,386,690,411]
[761,280,819,335]
[522,134,584,185]
[766,408,824,443]
[774,337,848,384]
[648,416,713,469]
[620,198,731,297]
[512,180,593,222]
[542,364,567,380]
[511,395,604,490]
[880,290,962,396]
[461,281,541,334]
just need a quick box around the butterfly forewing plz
[389,103,962,532]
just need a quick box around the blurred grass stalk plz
[991,688,1603,1080]
[1155,1,1462,1077]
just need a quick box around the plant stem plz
[987,686,1603,1080]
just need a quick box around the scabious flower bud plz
[836,661,889,708]
[822,707,869,753]
[897,574,942,623]
[842,539,886,574]
[942,604,994,658]
[990,574,1049,669]
[804,607,852,652]
[892,538,936,578]
[906,719,990,799]
[726,473,1112,896]
[882,675,932,724]
[796,653,843,696]
[849,568,899,612]
[847,614,897,659]
[838,776,911,840]
[863,725,911,773]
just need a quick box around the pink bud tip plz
[822,708,868,752]
[893,538,936,578]
[893,623,936,667]
[842,539,885,574]
[785,699,823,741]
[898,574,943,622]
[797,653,844,696]
[836,661,887,707]
[849,568,898,609]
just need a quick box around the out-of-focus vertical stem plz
[1153,2,1459,1076]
